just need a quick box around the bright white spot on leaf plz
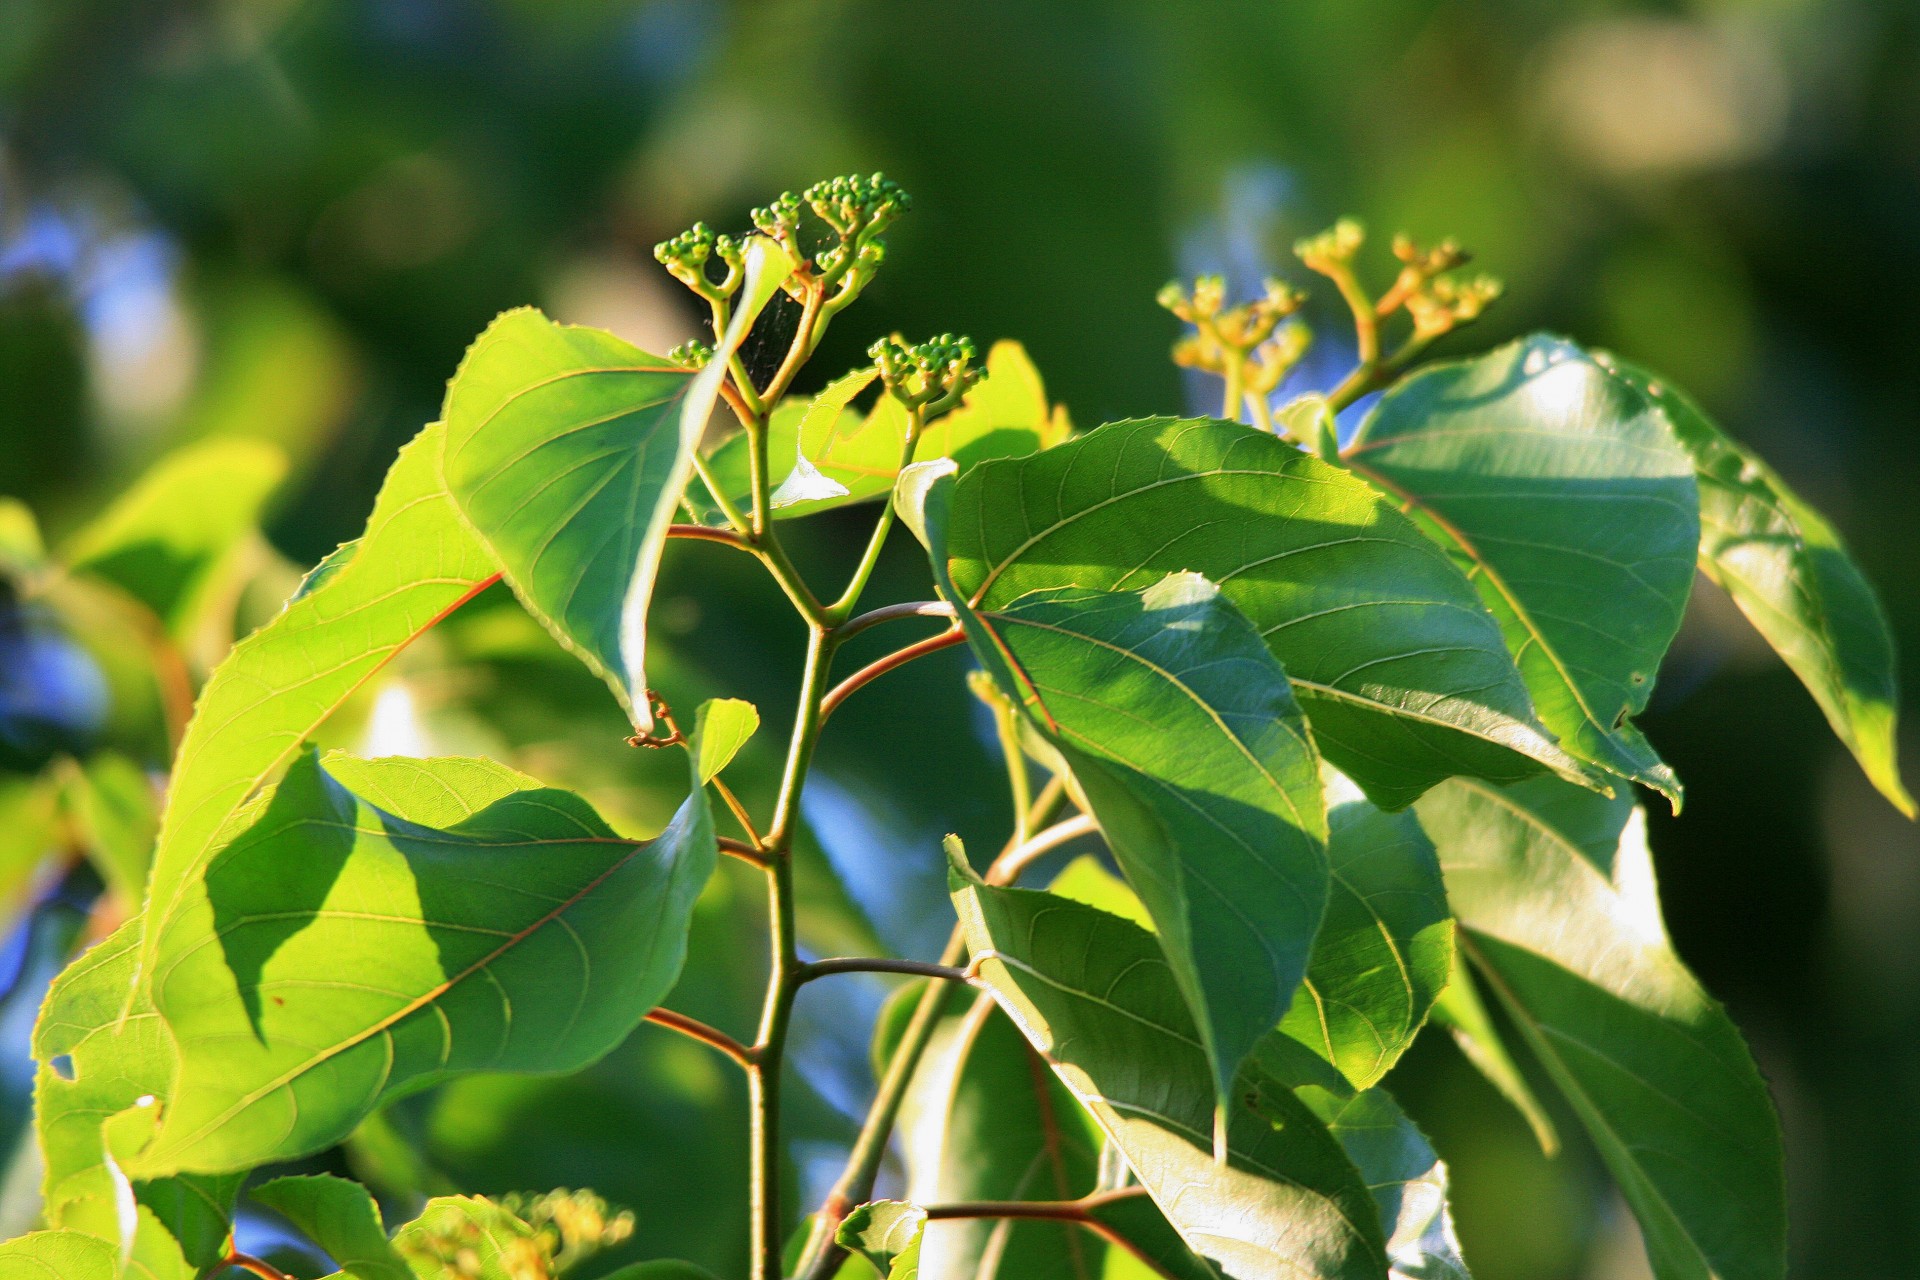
[771,453,851,508]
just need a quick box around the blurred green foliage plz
[3,1,1918,1276]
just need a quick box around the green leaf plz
[943,415,1590,811]
[0,495,46,577]
[391,1196,542,1280]
[1285,1069,1469,1280]
[135,420,499,998]
[1611,360,1913,817]
[836,1200,926,1277]
[951,865,1389,1280]
[1345,336,1700,807]
[965,570,1330,1110]
[442,236,794,735]
[252,1174,411,1280]
[1416,775,1786,1280]
[886,989,1107,1279]
[1047,854,1153,932]
[63,437,288,638]
[1278,771,1453,1089]
[31,918,243,1280]
[701,340,1069,520]
[692,696,758,782]
[59,750,158,909]
[0,1230,119,1280]
[131,743,716,1174]
[1427,949,1559,1157]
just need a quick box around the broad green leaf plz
[0,772,60,929]
[1427,950,1559,1157]
[702,340,1070,520]
[962,570,1330,1110]
[1345,336,1700,807]
[31,918,242,1280]
[1278,394,1340,464]
[0,1230,119,1280]
[1417,775,1786,1280]
[391,1196,542,1280]
[887,989,1106,1279]
[136,420,500,996]
[837,1200,925,1277]
[59,750,158,909]
[442,236,793,735]
[131,743,717,1175]
[943,415,1590,811]
[1291,1078,1469,1280]
[598,1265,726,1280]
[951,863,1389,1280]
[64,437,288,638]
[253,1174,411,1280]
[1278,771,1453,1089]
[1611,360,1912,817]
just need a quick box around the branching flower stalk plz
[651,181,1008,1280]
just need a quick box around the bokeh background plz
[4,1,1919,1276]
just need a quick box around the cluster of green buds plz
[869,333,981,416]
[667,339,714,370]
[751,172,910,315]
[1158,275,1314,408]
[652,222,746,304]
[496,1188,636,1275]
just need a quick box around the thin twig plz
[712,778,764,848]
[225,1253,296,1280]
[666,523,757,552]
[923,1186,1150,1221]
[798,957,973,985]
[986,813,1101,886]
[718,836,770,868]
[921,1188,1179,1279]
[645,1007,756,1068]
[834,599,955,642]
[819,627,965,721]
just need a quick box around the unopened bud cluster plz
[498,1188,636,1273]
[652,222,745,303]
[1158,275,1313,400]
[870,333,981,414]
[1295,219,1503,344]
[668,339,714,370]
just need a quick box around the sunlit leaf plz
[1417,774,1785,1280]
[1612,360,1912,817]
[442,237,793,734]
[31,918,243,1280]
[702,340,1068,520]
[1278,771,1453,1089]
[0,1229,119,1280]
[943,415,1591,811]
[837,1200,925,1278]
[1345,337,1699,807]
[937,555,1330,1111]
[59,750,158,909]
[131,742,716,1174]
[135,420,500,998]
[951,859,1389,1280]
[253,1174,411,1280]
[63,437,288,639]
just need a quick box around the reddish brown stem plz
[719,836,771,868]
[666,523,757,553]
[818,627,965,721]
[645,1007,756,1068]
[225,1253,295,1280]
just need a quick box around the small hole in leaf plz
[49,1055,73,1081]
[1613,707,1629,729]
